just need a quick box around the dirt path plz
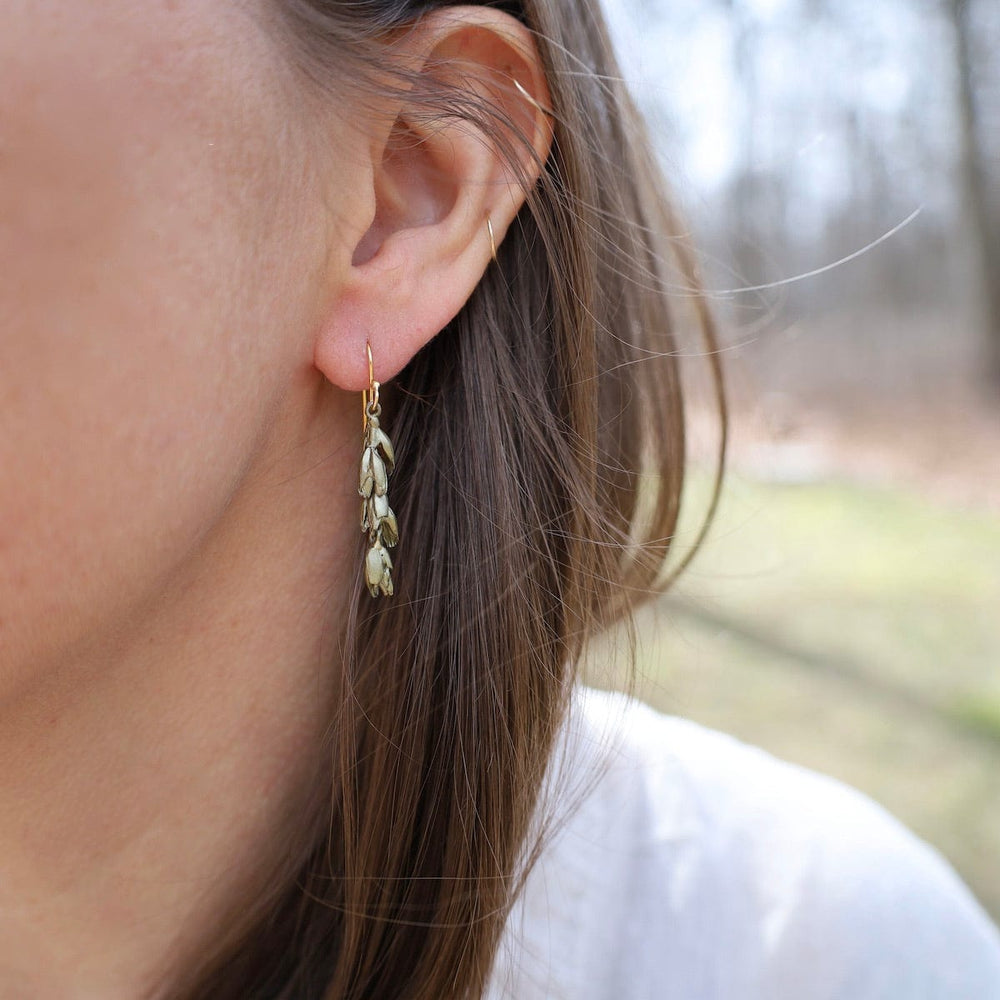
[714,386,1000,512]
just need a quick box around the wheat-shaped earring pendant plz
[359,340,398,597]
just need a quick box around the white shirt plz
[487,687,1000,999]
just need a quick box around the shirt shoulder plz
[488,686,1000,1000]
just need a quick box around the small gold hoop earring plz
[487,217,498,264]
[512,78,554,118]
[358,340,398,598]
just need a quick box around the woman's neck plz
[0,383,354,998]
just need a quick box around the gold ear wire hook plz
[362,340,378,431]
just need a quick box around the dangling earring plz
[358,340,398,598]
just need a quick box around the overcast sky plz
[599,0,952,220]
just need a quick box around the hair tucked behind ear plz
[174,1,725,997]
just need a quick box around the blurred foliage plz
[591,0,1000,928]
[586,471,1000,919]
[609,0,1000,386]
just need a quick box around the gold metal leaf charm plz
[359,448,374,498]
[373,492,398,547]
[370,449,387,496]
[364,541,394,597]
[373,427,395,471]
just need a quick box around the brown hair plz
[176,1,724,997]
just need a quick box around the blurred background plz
[593,0,1000,920]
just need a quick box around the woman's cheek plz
[0,1,300,678]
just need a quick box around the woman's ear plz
[312,5,553,391]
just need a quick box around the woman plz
[1,1,997,997]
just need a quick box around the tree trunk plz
[947,0,1000,390]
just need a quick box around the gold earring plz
[359,340,397,598]
[512,78,554,118]
[487,216,498,264]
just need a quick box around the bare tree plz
[946,0,1000,388]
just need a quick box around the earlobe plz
[312,6,553,394]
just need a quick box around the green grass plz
[950,695,1000,743]
[586,471,1000,921]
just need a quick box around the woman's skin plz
[0,1,549,994]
